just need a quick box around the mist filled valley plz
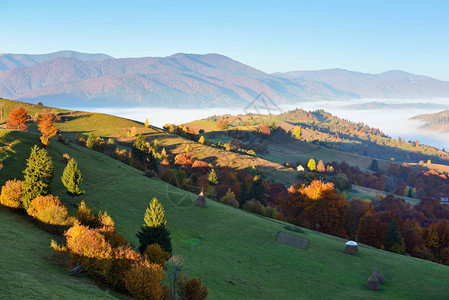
[70,98,449,151]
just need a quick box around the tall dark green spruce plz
[386,219,405,254]
[370,159,379,172]
[249,175,266,205]
[239,178,249,207]
[61,158,84,205]
[137,197,172,254]
[22,145,54,208]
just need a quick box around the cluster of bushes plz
[52,199,208,300]
[73,133,160,174]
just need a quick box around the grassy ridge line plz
[0,207,117,299]
[1,130,449,299]
[1,98,299,186]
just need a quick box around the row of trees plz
[5,106,58,146]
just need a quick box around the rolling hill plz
[2,99,449,298]
[412,110,449,131]
[1,128,449,299]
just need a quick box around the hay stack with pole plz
[195,190,206,208]
[344,240,358,255]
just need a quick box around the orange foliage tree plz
[286,180,350,237]
[27,195,73,226]
[65,221,114,275]
[0,179,24,208]
[258,123,271,135]
[123,260,165,300]
[37,113,58,145]
[6,106,28,131]
[175,153,193,166]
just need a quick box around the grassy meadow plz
[1,129,449,299]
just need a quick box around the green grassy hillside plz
[1,129,449,299]
[0,207,117,299]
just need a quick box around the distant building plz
[297,165,305,172]
[441,197,448,203]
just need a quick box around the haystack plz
[344,241,358,254]
[195,191,206,208]
[373,269,384,284]
[366,274,380,290]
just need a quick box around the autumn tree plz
[175,153,193,166]
[198,136,205,144]
[316,160,325,173]
[137,197,172,254]
[37,112,58,146]
[0,179,24,208]
[144,118,149,128]
[177,276,209,300]
[61,158,84,205]
[207,169,218,186]
[6,106,28,131]
[292,126,301,140]
[22,146,54,208]
[357,214,388,249]
[216,119,229,130]
[258,123,271,135]
[307,159,316,171]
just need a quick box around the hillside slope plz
[0,206,117,299]
[412,109,449,131]
[1,129,449,299]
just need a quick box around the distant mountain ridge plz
[0,52,354,107]
[0,50,113,71]
[1,51,449,107]
[273,68,449,99]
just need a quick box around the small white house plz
[297,165,305,172]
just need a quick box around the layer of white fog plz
[70,98,449,151]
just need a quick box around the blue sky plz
[2,0,449,79]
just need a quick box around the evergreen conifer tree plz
[239,178,249,207]
[132,134,149,162]
[22,145,54,208]
[137,197,172,254]
[370,159,379,172]
[61,158,84,196]
[386,219,405,254]
[249,175,266,205]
